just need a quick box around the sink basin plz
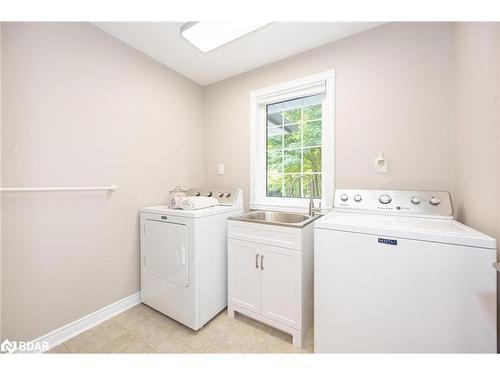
[228,210,321,228]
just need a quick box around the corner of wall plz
[451,22,500,238]
[201,84,208,189]
[450,22,456,201]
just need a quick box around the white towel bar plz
[0,185,117,192]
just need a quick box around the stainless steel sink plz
[228,210,321,228]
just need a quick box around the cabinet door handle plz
[256,254,259,269]
[261,255,264,270]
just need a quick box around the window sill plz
[249,201,313,214]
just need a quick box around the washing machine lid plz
[315,211,496,250]
[140,205,242,218]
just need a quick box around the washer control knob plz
[354,194,362,202]
[218,192,224,198]
[195,192,201,196]
[340,194,348,202]
[429,196,441,205]
[225,192,231,198]
[379,194,392,204]
[410,196,422,205]
[206,191,212,197]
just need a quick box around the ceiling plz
[93,22,383,86]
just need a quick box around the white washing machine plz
[140,188,243,330]
[314,189,497,353]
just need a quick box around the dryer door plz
[143,219,189,287]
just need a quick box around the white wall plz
[203,23,453,209]
[1,22,205,341]
[451,22,500,351]
[452,23,499,239]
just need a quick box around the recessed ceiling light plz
[180,21,270,53]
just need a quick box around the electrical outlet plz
[374,153,388,173]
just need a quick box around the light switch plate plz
[217,163,225,175]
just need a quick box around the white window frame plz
[249,69,335,212]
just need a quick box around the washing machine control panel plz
[186,188,242,206]
[334,189,453,219]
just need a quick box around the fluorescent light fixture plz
[181,21,270,53]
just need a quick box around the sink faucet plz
[308,179,321,216]
[289,175,321,216]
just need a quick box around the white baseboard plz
[32,292,141,353]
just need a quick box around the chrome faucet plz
[308,179,321,216]
[288,175,321,216]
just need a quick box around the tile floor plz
[47,303,314,354]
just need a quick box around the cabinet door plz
[260,245,301,329]
[228,239,261,313]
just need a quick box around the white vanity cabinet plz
[227,219,314,348]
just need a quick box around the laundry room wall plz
[451,22,500,352]
[203,22,454,209]
[452,22,499,241]
[0,22,205,341]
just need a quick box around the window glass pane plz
[303,121,321,147]
[284,174,302,198]
[302,174,322,199]
[267,102,283,126]
[303,96,322,121]
[267,173,283,197]
[267,150,282,174]
[283,124,301,149]
[284,149,301,173]
[284,109,301,124]
[283,98,302,124]
[303,147,322,172]
[267,126,283,150]
[266,93,324,199]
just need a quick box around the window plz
[250,70,335,211]
[266,95,323,199]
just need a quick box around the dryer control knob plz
[354,194,362,202]
[225,192,231,198]
[340,194,348,202]
[218,192,224,198]
[429,196,441,205]
[411,196,422,204]
[195,192,201,196]
[206,191,212,197]
[379,194,392,204]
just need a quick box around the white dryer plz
[140,188,243,330]
[314,189,497,353]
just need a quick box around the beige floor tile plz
[97,334,155,354]
[155,325,212,353]
[46,344,71,354]
[237,314,293,343]
[211,322,268,353]
[113,303,156,329]
[64,319,128,353]
[123,314,179,350]
[53,305,314,354]
[258,335,302,354]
